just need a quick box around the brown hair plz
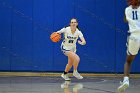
[127,0,140,6]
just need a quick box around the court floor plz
[0,76,139,93]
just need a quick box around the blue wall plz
[0,0,140,73]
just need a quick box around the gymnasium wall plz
[0,0,140,73]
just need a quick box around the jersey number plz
[132,11,138,20]
[69,40,74,43]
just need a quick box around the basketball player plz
[118,0,140,92]
[56,18,86,80]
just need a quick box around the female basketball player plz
[55,18,86,80]
[118,0,140,92]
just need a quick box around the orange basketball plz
[50,32,61,42]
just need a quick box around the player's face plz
[70,19,78,28]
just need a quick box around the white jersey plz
[125,5,140,39]
[57,26,83,51]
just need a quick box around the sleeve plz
[125,8,130,21]
[125,8,128,20]
[56,28,66,34]
[125,8,134,22]
[78,31,83,38]
[125,8,136,26]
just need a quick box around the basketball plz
[50,32,61,42]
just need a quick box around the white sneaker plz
[73,71,83,79]
[117,80,129,92]
[61,81,71,89]
[61,74,71,81]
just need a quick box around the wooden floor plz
[0,72,140,78]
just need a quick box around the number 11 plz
[132,11,138,20]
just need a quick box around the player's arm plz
[124,14,128,23]
[78,31,86,45]
[78,36,86,45]
[56,28,66,34]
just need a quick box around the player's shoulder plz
[77,27,81,31]
[65,26,70,29]
[125,5,132,11]
[64,26,70,31]
[61,26,69,31]
[137,6,140,10]
[62,26,71,33]
[76,28,82,34]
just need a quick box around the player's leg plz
[118,37,139,92]
[124,55,136,77]
[65,58,73,73]
[62,51,83,79]
[61,51,75,80]
[71,52,83,79]
[73,54,80,71]
[118,55,136,92]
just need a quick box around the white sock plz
[123,76,129,82]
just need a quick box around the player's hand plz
[55,32,61,35]
[78,40,86,45]
[78,40,82,45]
